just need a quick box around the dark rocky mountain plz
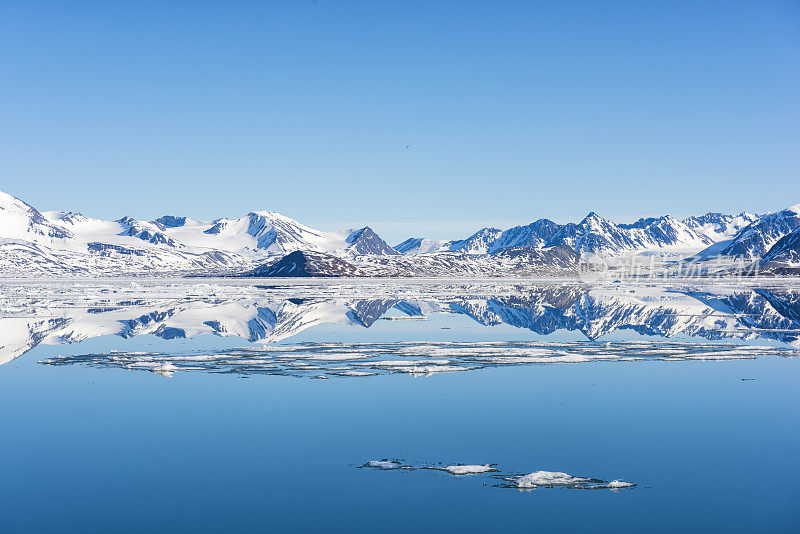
[494,245,580,268]
[487,219,561,254]
[118,217,181,247]
[762,227,800,264]
[245,250,368,277]
[345,226,399,255]
[154,215,189,228]
[756,227,800,275]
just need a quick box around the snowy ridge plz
[394,237,452,255]
[697,204,800,260]
[401,213,736,259]
[2,189,799,276]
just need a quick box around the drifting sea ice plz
[39,340,800,379]
[441,464,497,475]
[362,460,405,470]
[358,460,635,492]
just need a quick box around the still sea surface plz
[1,279,798,533]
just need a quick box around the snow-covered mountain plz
[247,250,370,277]
[2,188,799,277]
[0,190,75,246]
[394,208,790,260]
[682,212,759,241]
[486,219,561,253]
[394,237,453,255]
[423,213,713,258]
[449,228,503,254]
[0,189,399,275]
[761,227,800,266]
[755,227,800,275]
[344,227,399,255]
[696,204,800,261]
[244,247,581,278]
[549,213,713,256]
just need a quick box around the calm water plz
[1,279,799,533]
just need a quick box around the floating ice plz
[357,460,635,492]
[506,470,636,490]
[441,464,496,475]
[40,339,800,379]
[606,480,636,489]
[361,460,405,470]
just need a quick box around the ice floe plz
[362,460,406,470]
[39,339,800,379]
[358,460,635,492]
[441,464,497,475]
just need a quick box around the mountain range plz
[1,189,798,277]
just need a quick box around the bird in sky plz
[404,145,410,149]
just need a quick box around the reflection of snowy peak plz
[3,283,799,364]
[449,285,800,345]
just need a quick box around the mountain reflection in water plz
[2,282,799,371]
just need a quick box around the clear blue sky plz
[1,1,798,242]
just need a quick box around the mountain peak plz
[245,250,367,277]
[345,227,398,255]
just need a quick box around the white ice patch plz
[40,339,800,379]
[606,480,636,489]
[442,464,496,475]
[359,460,635,492]
[509,471,636,490]
[362,460,405,470]
[514,471,590,488]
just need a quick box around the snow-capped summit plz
[117,217,181,247]
[697,203,800,260]
[0,190,75,245]
[682,212,759,241]
[487,213,712,257]
[448,227,502,254]
[486,219,561,254]
[188,210,348,253]
[3,187,799,277]
[0,189,402,275]
[394,237,453,255]
[344,227,399,255]
[760,227,800,267]
[153,215,192,229]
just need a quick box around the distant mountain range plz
[0,189,798,276]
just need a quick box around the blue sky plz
[1,1,798,243]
